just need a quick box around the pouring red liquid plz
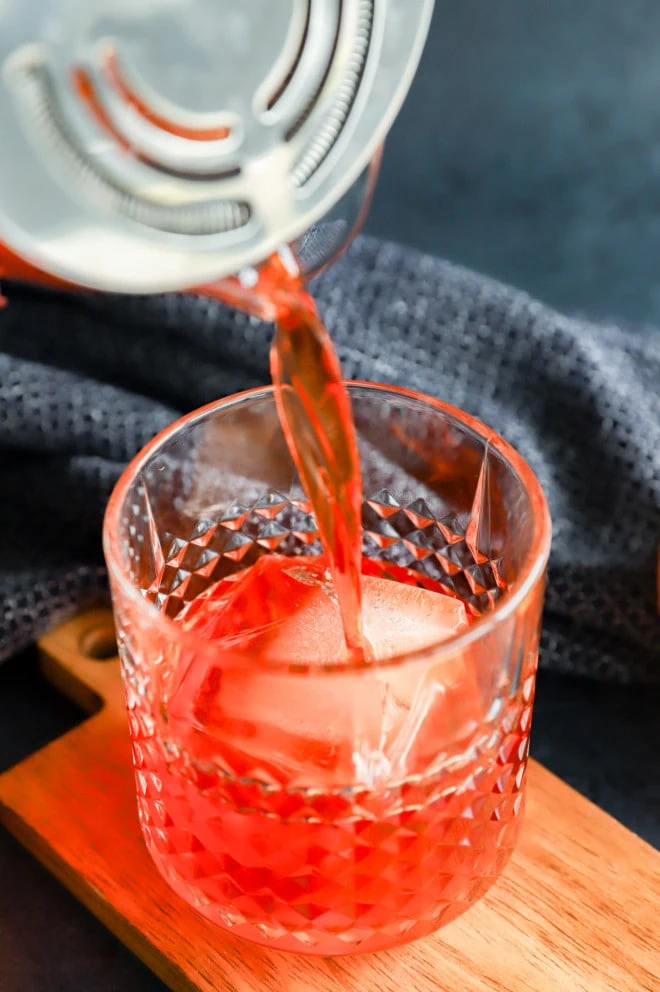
[201,252,366,657]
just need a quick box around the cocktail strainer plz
[0,0,434,292]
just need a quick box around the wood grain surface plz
[0,608,658,991]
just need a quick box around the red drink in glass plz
[127,554,532,955]
[105,384,550,955]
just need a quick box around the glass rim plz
[103,381,552,674]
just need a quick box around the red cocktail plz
[104,383,550,955]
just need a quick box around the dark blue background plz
[370,0,660,327]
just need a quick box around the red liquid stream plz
[200,252,366,657]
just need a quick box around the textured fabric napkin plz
[0,236,658,681]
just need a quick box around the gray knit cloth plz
[0,236,658,681]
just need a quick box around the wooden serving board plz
[0,609,658,992]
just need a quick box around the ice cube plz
[168,555,328,732]
[177,553,329,644]
[260,573,468,664]
[171,566,482,788]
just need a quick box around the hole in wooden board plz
[80,626,118,661]
[0,646,87,771]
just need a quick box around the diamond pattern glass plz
[105,384,550,955]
